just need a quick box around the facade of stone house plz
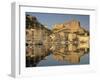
[26,15,52,58]
[26,15,89,65]
[50,20,89,45]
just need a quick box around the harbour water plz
[26,43,89,67]
[26,15,90,67]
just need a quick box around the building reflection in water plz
[26,42,89,67]
[26,15,89,67]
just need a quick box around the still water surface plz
[26,43,89,67]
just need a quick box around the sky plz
[26,12,89,30]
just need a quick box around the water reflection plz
[26,15,89,67]
[26,42,89,67]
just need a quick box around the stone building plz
[49,20,89,64]
[26,15,89,66]
[50,20,89,45]
[26,15,52,58]
[26,15,51,44]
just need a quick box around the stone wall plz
[26,15,52,57]
[50,20,89,45]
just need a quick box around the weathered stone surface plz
[50,20,89,45]
[26,15,89,65]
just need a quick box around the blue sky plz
[26,12,89,30]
